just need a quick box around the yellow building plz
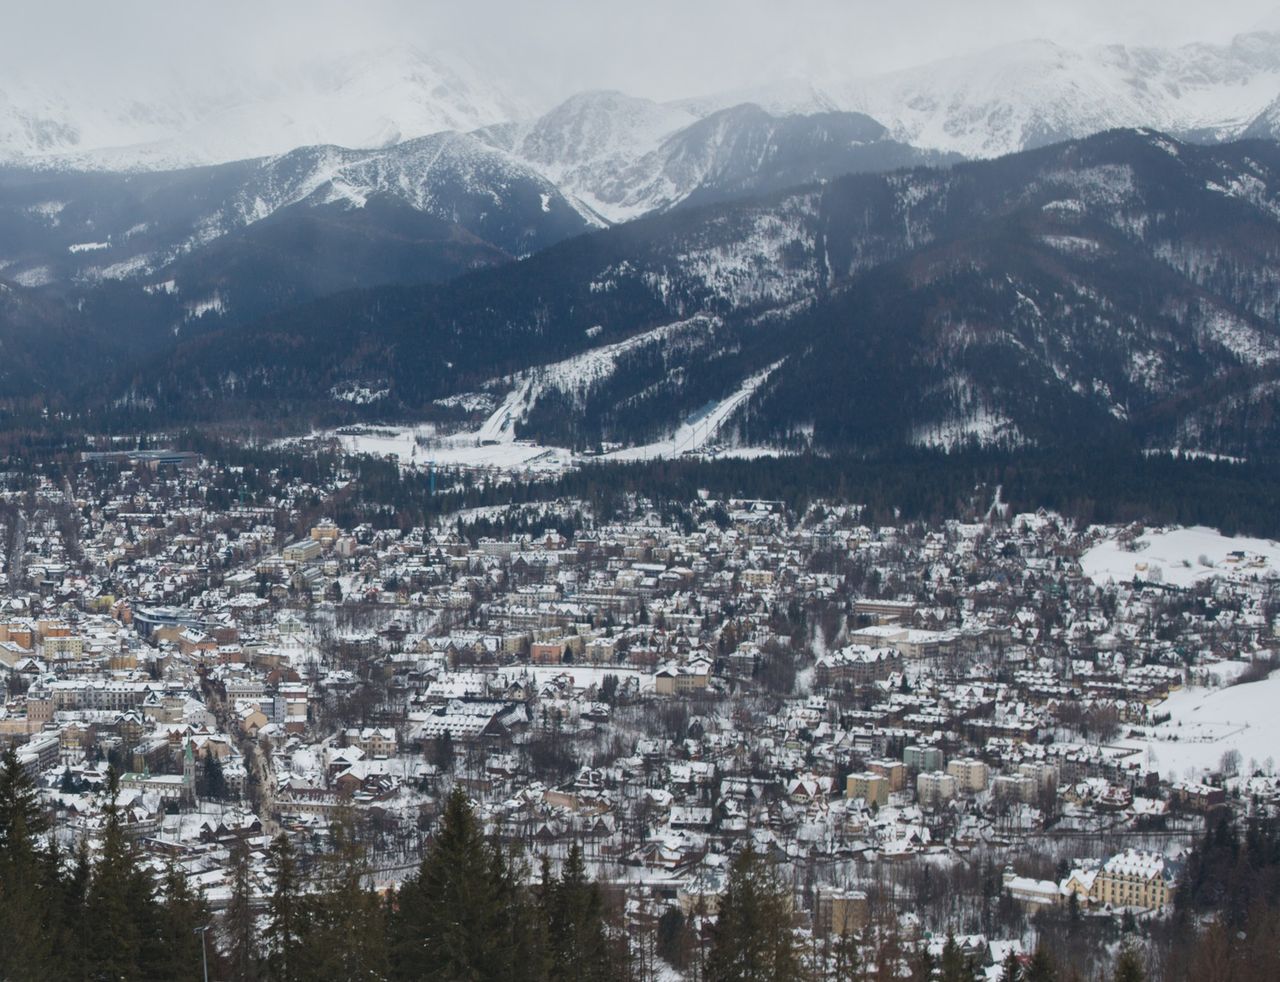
[846,772,889,806]
[1090,850,1176,910]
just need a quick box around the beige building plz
[917,770,957,808]
[654,659,712,695]
[867,758,906,791]
[947,757,990,792]
[1090,850,1176,910]
[846,772,889,806]
[814,888,870,937]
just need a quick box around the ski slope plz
[602,360,783,462]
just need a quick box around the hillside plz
[110,130,1280,460]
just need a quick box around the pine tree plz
[0,745,45,853]
[85,767,149,981]
[265,833,302,982]
[389,787,536,981]
[1113,945,1145,982]
[201,753,229,801]
[296,818,388,982]
[544,842,614,981]
[149,863,212,982]
[911,942,936,982]
[940,932,976,982]
[225,839,259,982]
[705,845,803,982]
[0,745,58,980]
[1023,945,1058,982]
[1000,948,1022,982]
[831,926,862,982]
[60,842,93,981]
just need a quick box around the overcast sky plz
[10,0,1280,106]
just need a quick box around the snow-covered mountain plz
[0,46,529,170]
[476,91,700,220]
[697,31,1280,158]
[0,130,593,288]
[12,28,1280,178]
[116,129,1280,459]
[478,93,951,221]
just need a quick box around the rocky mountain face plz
[478,93,953,220]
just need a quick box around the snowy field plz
[600,360,784,462]
[1113,672,1280,781]
[1080,525,1280,588]
[282,343,786,476]
[286,423,576,474]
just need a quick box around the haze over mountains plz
[4,23,1280,464]
[9,30,1280,171]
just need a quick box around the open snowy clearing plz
[282,338,784,475]
[1080,525,1280,588]
[600,360,783,462]
[1113,671,1280,781]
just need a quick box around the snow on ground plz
[510,664,656,693]
[285,321,786,475]
[326,421,577,474]
[601,360,783,462]
[1113,671,1280,781]
[1080,525,1280,587]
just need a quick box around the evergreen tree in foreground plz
[542,842,617,981]
[0,746,56,981]
[1000,947,1022,982]
[265,832,302,982]
[1023,945,1058,982]
[226,838,259,982]
[704,844,803,982]
[85,768,146,980]
[390,786,537,981]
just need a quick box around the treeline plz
[173,426,1280,540]
[4,742,1243,982]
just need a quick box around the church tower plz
[183,741,196,802]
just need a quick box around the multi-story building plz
[947,757,990,792]
[917,770,957,808]
[867,758,906,791]
[846,772,890,806]
[905,744,944,773]
[1090,850,1177,910]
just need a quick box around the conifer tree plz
[390,787,536,981]
[911,942,936,982]
[1113,946,1145,982]
[704,845,803,982]
[0,746,44,853]
[225,839,260,981]
[298,818,388,982]
[0,745,58,980]
[60,841,93,981]
[150,863,213,982]
[940,932,976,982]
[544,842,614,981]
[1000,948,1022,982]
[831,926,861,982]
[1023,945,1058,982]
[265,833,302,982]
[85,767,149,981]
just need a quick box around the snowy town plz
[0,445,1274,979]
